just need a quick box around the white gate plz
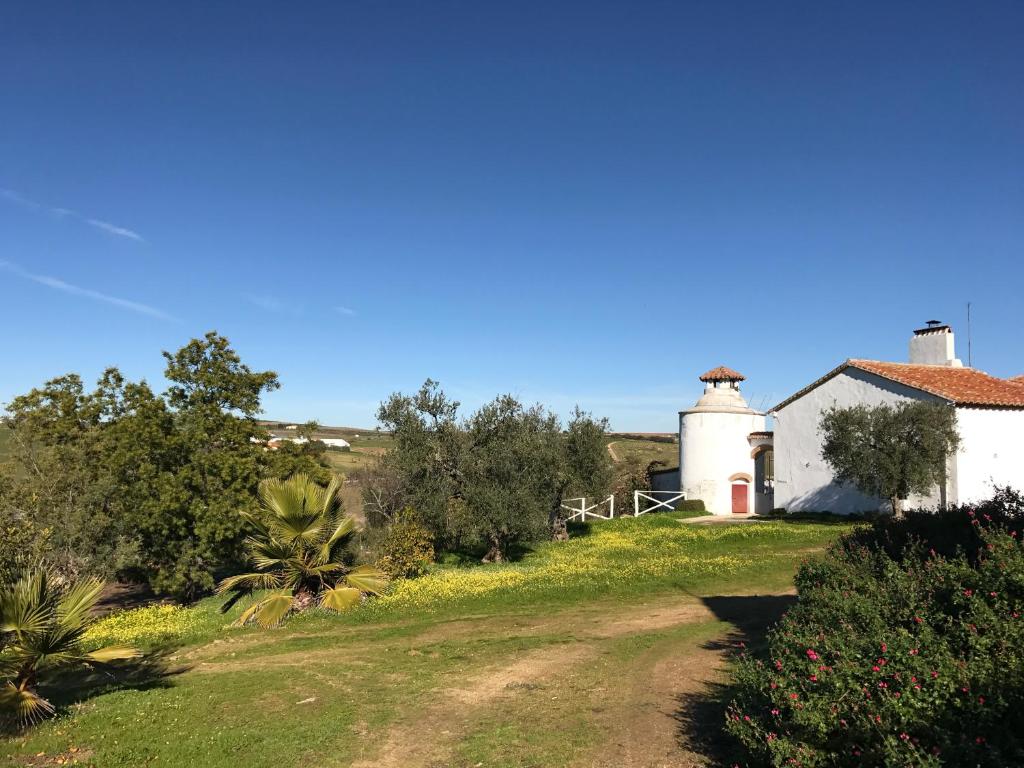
[634,490,686,516]
[561,494,615,522]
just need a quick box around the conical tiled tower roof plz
[699,366,745,383]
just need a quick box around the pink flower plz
[809,675,818,682]
[880,643,887,653]
[914,616,924,624]
[806,649,819,661]
[872,665,881,672]
[909,649,919,656]
[790,693,799,700]
[771,708,780,716]
[931,671,939,679]
[964,589,973,597]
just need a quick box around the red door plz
[731,483,748,514]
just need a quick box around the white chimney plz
[909,321,963,367]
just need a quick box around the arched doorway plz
[751,446,775,514]
[728,473,751,514]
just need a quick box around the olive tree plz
[820,401,960,516]
[372,382,612,561]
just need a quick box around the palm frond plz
[0,682,55,723]
[344,565,389,595]
[216,572,283,595]
[0,570,52,637]
[319,586,362,613]
[247,539,297,571]
[85,645,142,663]
[56,577,104,632]
[232,591,295,628]
[324,515,356,551]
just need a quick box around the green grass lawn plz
[1,516,854,768]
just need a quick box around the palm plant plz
[0,569,140,722]
[218,474,389,627]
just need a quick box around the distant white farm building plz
[320,438,351,449]
[264,435,350,450]
[670,322,1024,516]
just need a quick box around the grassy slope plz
[2,517,853,768]
[607,437,678,469]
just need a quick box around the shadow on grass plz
[1,650,190,737]
[755,512,866,525]
[673,594,796,767]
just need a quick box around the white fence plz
[561,494,615,522]
[633,490,686,516]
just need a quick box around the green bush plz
[726,491,1024,766]
[375,510,436,579]
[674,499,705,512]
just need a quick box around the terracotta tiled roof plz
[699,366,745,382]
[772,360,1024,411]
[1009,375,1024,386]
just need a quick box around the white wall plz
[679,410,765,515]
[773,368,945,514]
[955,407,1024,502]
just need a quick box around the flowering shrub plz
[727,493,1024,766]
[81,604,203,649]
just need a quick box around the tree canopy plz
[819,400,960,515]
[0,332,330,598]
[373,380,612,561]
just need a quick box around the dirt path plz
[347,594,786,768]
[607,440,621,462]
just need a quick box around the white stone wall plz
[773,368,946,514]
[955,407,1024,503]
[679,410,766,515]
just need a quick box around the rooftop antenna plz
[967,301,973,367]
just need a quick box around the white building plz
[320,438,351,449]
[771,322,1024,514]
[678,367,770,515]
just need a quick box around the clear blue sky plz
[2,2,1022,431]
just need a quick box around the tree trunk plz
[293,588,316,612]
[482,535,505,563]
[890,495,903,518]
[550,516,569,542]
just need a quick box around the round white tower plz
[679,366,767,515]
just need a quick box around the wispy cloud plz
[0,260,175,321]
[247,295,290,313]
[1,188,145,242]
[334,305,357,316]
